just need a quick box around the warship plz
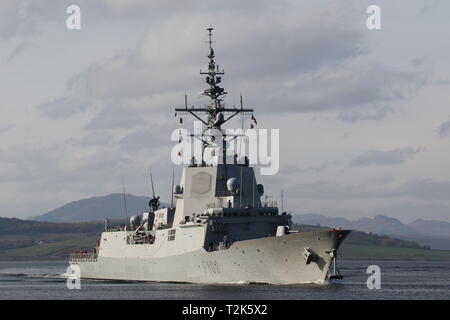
[69,28,350,284]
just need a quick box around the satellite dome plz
[130,215,141,227]
[226,178,240,192]
[174,184,183,194]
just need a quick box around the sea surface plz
[0,260,448,300]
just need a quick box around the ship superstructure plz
[69,28,350,284]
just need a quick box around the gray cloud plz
[260,62,427,117]
[43,4,368,121]
[38,96,90,119]
[0,0,77,40]
[339,105,394,122]
[7,41,33,62]
[0,1,36,40]
[411,56,427,68]
[418,0,440,16]
[86,104,146,130]
[350,147,422,167]
[119,124,171,152]
[437,119,450,137]
[2,1,450,222]
[275,177,450,209]
[394,179,450,201]
[296,161,340,174]
[0,123,14,133]
[80,131,113,146]
[36,2,430,127]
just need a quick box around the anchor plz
[303,247,313,265]
[327,249,344,280]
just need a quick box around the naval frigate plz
[69,28,351,284]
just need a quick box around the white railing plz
[69,252,98,262]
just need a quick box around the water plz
[0,260,448,300]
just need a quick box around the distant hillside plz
[1,218,448,261]
[294,214,418,236]
[338,243,450,261]
[0,217,104,253]
[32,193,152,222]
[408,219,450,238]
[291,224,427,250]
[293,213,450,250]
[0,217,103,235]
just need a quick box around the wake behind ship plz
[69,28,350,284]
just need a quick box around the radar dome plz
[226,178,240,192]
[130,215,141,227]
[174,184,183,194]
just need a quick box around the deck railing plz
[69,252,98,262]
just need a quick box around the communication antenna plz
[148,169,160,212]
[149,169,156,198]
[174,27,253,165]
[252,171,255,208]
[122,177,129,230]
[239,164,243,208]
[170,169,175,208]
[281,189,284,212]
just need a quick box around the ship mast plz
[175,27,254,166]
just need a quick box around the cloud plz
[283,175,450,202]
[80,131,113,146]
[119,124,171,152]
[42,4,368,120]
[6,41,32,62]
[350,147,422,167]
[437,119,450,137]
[259,62,427,117]
[38,96,90,119]
[85,104,145,130]
[0,0,73,40]
[97,0,197,14]
[418,0,440,16]
[339,105,394,122]
[0,1,36,40]
[0,123,14,133]
[394,179,450,201]
[3,1,450,222]
[36,2,430,128]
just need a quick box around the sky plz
[0,0,449,223]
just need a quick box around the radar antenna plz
[174,27,255,166]
[148,170,160,212]
[175,27,254,129]
[122,177,129,230]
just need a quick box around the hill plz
[0,217,448,261]
[0,217,105,253]
[408,219,450,238]
[292,224,427,249]
[338,243,450,261]
[293,213,450,250]
[31,193,151,222]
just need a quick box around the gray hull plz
[71,230,349,284]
